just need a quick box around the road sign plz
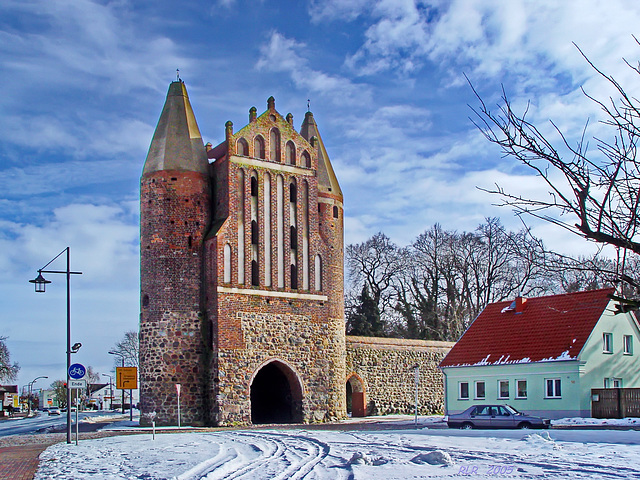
[69,379,87,389]
[116,367,138,389]
[68,363,86,379]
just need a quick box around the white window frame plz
[612,378,623,388]
[458,382,469,400]
[623,335,633,355]
[498,380,509,399]
[474,381,485,400]
[545,378,562,398]
[603,332,613,353]
[515,379,527,399]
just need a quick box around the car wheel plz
[460,422,474,430]
[518,422,531,429]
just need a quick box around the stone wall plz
[213,307,345,425]
[346,336,453,416]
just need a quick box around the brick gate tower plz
[140,81,346,426]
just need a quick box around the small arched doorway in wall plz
[346,374,366,417]
[250,360,303,424]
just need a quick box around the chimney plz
[515,296,527,314]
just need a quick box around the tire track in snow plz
[175,440,243,480]
[343,432,640,479]
[176,431,331,480]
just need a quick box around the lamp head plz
[71,343,82,353]
[29,272,51,293]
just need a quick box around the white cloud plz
[256,31,372,105]
[1,200,139,392]
[308,0,371,22]
[0,0,195,101]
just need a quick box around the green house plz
[439,288,640,419]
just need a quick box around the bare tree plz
[392,220,551,341]
[0,336,19,382]
[110,331,139,368]
[345,232,404,324]
[51,379,67,409]
[470,40,640,308]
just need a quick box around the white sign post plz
[413,365,419,428]
[75,397,80,445]
[148,411,157,440]
[176,384,181,428]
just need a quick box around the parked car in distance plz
[447,404,550,429]
[48,408,61,416]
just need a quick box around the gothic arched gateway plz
[250,360,303,424]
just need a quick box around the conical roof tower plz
[143,80,209,175]
[300,111,342,199]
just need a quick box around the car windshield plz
[504,405,519,414]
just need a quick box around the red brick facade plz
[140,83,345,426]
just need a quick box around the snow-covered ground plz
[34,416,640,479]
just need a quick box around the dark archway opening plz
[346,381,353,415]
[251,362,302,424]
[346,375,366,417]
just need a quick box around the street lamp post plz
[102,373,113,410]
[30,247,82,445]
[28,376,48,416]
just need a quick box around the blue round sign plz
[68,363,86,379]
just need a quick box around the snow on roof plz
[439,288,615,368]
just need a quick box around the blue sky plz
[3,0,640,392]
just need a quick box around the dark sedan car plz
[447,404,550,429]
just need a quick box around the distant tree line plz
[345,218,631,342]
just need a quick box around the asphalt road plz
[0,411,120,437]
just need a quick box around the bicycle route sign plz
[68,363,86,380]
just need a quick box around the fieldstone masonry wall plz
[346,336,453,415]
[212,308,345,425]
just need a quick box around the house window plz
[474,381,485,399]
[545,378,561,398]
[459,382,469,400]
[605,378,623,388]
[516,380,527,399]
[603,332,613,353]
[498,380,509,399]
[623,335,633,355]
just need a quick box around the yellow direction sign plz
[116,367,138,389]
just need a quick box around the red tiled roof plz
[439,288,615,368]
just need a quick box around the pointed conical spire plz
[300,111,342,198]
[143,81,209,175]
